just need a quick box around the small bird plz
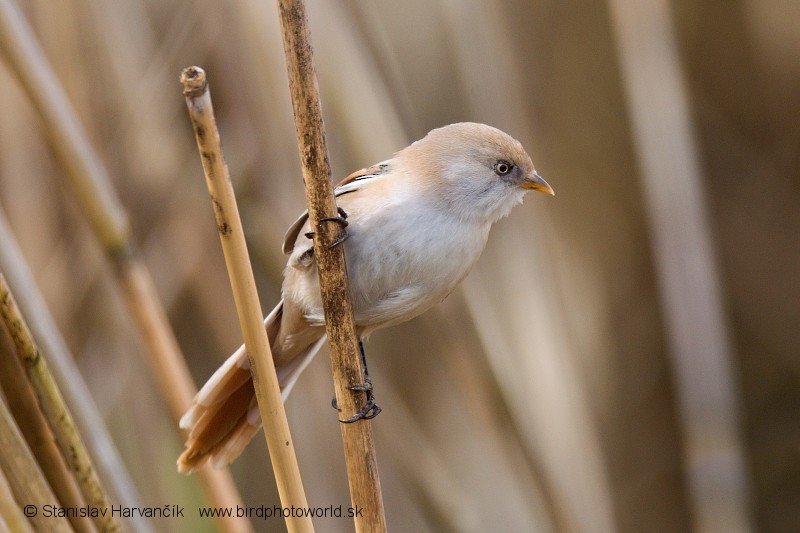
[177,122,553,473]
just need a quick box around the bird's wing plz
[282,162,389,254]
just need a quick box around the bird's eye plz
[494,160,513,176]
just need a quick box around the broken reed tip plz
[180,66,207,96]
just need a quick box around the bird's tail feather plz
[177,300,325,473]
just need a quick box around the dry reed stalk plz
[181,66,313,533]
[0,207,152,533]
[0,274,123,532]
[0,471,33,533]
[0,471,34,533]
[608,1,753,531]
[0,394,70,533]
[275,1,386,531]
[0,468,34,533]
[0,2,251,530]
[0,323,93,533]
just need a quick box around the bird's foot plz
[331,381,381,413]
[332,382,381,423]
[320,207,349,248]
[331,339,382,422]
[304,207,349,248]
[340,396,381,423]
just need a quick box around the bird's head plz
[397,122,553,223]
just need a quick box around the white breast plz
[286,176,491,332]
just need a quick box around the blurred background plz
[0,0,798,531]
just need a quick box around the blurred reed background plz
[0,0,798,532]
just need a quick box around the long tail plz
[177,301,325,473]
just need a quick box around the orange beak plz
[521,172,555,196]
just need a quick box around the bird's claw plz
[306,207,349,248]
[320,207,349,249]
[319,207,349,226]
[331,339,381,422]
[327,229,349,249]
[339,397,382,423]
[335,380,381,422]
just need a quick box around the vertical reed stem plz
[181,66,314,533]
[0,274,123,533]
[275,1,386,530]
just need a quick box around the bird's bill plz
[521,173,555,195]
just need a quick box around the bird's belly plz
[342,215,487,328]
[284,201,489,331]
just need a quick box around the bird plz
[177,122,554,473]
